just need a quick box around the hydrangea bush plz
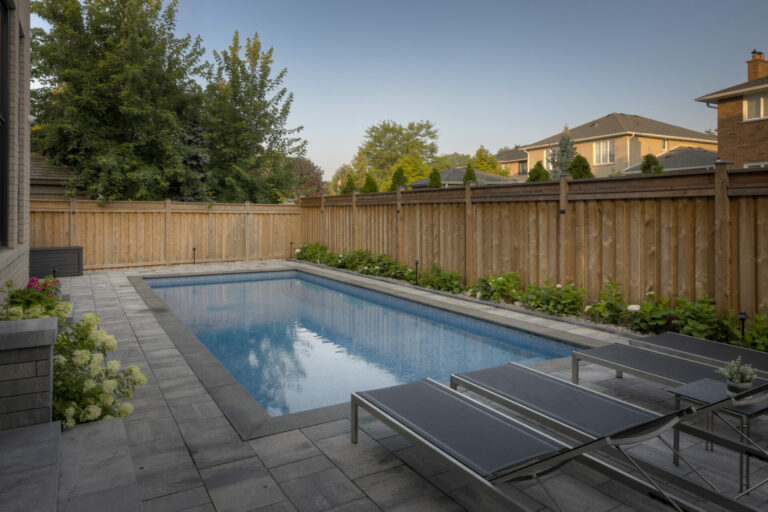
[1,277,71,323]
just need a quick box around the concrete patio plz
[36,260,768,511]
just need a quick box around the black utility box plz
[29,246,83,278]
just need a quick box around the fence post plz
[396,187,404,263]
[464,182,475,284]
[714,165,731,312]
[69,198,77,247]
[352,190,359,251]
[164,199,171,265]
[559,174,571,284]
[244,201,251,261]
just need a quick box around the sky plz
[32,0,768,179]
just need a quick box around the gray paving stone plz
[253,501,298,512]
[141,485,211,512]
[355,465,462,512]
[250,430,322,468]
[302,419,350,442]
[315,431,401,480]
[0,464,58,512]
[269,454,335,483]
[59,482,142,512]
[130,440,202,501]
[324,498,381,512]
[124,415,182,446]
[200,456,285,512]
[178,415,256,469]
[169,397,223,424]
[0,421,59,475]
[280,467,364,512]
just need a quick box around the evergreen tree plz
[566,155,594,179]
[640,154,664,174]
[427,168,442,188]
[463,164,477,185]
[388,166,407,191]
[527,161,551,182]
[361,174,379,193]
[341,174,357,194]
[547,126,577,179]
[467,146,503,175]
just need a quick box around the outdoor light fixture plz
[738,312,748,340]
[50,267,56,279]
[414,259,419,284]
[290,241,294,258]
[193,247,196,265]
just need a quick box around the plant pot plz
[726,380,753,396]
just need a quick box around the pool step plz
[57,418,142,512]
[0,420,61,512]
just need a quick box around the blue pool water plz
[148,271,573,416]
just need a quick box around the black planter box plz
[29,247,83,278]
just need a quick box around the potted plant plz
[716,356,757,395]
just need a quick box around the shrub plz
[740,315,768,351]
[340,174,356,194]
[361,174,379,193]
[470,273,522,303]
[371,254,409,280]
[566,155,594,179]
[463,164,476,185]
[640,154,663,174]
[1,278,71,324]
[672,296,718,339]
[295,243,329,263]
[53,313,147,429]
[713,310,740,343]
[428,168,442,188]
[526,161,550,182]
[389,167,407,191]
[716,356,756,384]
[586,281,625,325]
[523,281,585,316]
[626,292,671,334]
[419,264,465,294]
[341,249,375,271]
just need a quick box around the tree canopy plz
[388,167,407,191]
[427,168,442,188]
[463,164,477,185]
[361,174,379,193]
[431,152,470,171]
[640,153,664,174]
[358,120,438,172]
[467,146,503,175]
[340,174,356,194]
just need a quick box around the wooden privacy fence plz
[30,199,300,270]
[299,168,768,317]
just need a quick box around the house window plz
[745,93,768,120]
[518,161,528,175]
[0,3,8,247]
[745,161,768,168]
[594,139,614,165]
[662,139,668,150]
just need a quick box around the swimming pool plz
[148,271,573,416]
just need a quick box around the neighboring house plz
[409,167,515,188]
[494,147,528,182]
[624,146,717,174]
[0,0,31,287]
[30,154,81,200]
[523,113,717,178]
[695,50,768,169]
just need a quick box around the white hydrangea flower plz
[295,248,301,254]
[54,355,67,366]
[82,313,100,329]
[127,365,141,379]
[82,405,102,421]
[137,374,147,386]
[63,418,76,430]
[64,406,75,419]
[627,304,641,313]
[83,379,97,392]
[101,379,117,394]
[73,350,90,365]
[107,360,121,373]
[104,335,117,352]
[6,306,22,320]
[89,363,103,377]
[556,284,562,288]
[90,353,104,366]
[118,403,134,417]
[584,305,593,312]
[99,393,114,405]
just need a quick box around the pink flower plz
[48,292,56,297]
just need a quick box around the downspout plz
[623,133,636,173]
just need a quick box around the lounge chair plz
[630,331,768,378]
[350,378,736,512]
[451,362,768,502]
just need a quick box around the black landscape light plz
[51,267,56,279]
[193,247,196,265]
[738,312,748,340]
[290,241,294,258]
[414,259,419,285]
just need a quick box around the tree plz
[566,155,594,179]
[427,168,442,188]
[431,152,470,171]
[463,164,477,185]
[467,146,503,175]
[640,153,664,174]
[527,161,550,182]
[202,31,306,203]
[341,174,357,194]
[292,158,324,196]
[496,145,513,154]
[547,126,577,179]
[358,119,438,173]
[32,0,208,201]
[361,174,379,193]
[389,167,407,191]
[390,154,431,185]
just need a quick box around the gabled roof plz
[695,75,768,103]
[624,146,717,174]
[525,113,717,149]
[495,148,527,162]
[409,167,514,188]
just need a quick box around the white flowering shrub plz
[53,313,147,429]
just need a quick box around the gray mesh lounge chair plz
[451,362,768,506]
[351,379,713,512]
[631,331,768,378]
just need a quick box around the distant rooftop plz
[624,146,717,174]
[695,75,768,103]
[495,148,527,162]
[409,167,514,188]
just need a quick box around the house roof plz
[695,75,768,103]
[409,167,514,188]
[624,146,718,174]
[495,148,527,162]
[525,113,717,149]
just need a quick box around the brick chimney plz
[748,49,768,81]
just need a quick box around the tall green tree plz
[431,152,470,171]
[202,31,306,203]
[467,146,503,175]
[358,120,438,173]
[361,174,379,193]
[547,126,577,179]
[31,0,208,201]
[527,161,551,182]
[292,158,324,196]
[463,164,477,185]
[640,153,664,174]
[389,167,407,191]
[566,155,594,179]
[340,174,357,194]
[427,168,442,188]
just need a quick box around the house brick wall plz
[718,96,768,167]
[0,0,31,291]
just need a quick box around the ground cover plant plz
[295,243,768,349]
[1,277,147,429]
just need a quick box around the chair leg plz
[614,446,684,512]
[571,357,580,384]
[350,400,358,444]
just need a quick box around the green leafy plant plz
[585,281,626,325]
[462,164,477,185]
[626,292,671,334]
[389,167,407,191]
[427,168,442,188]
[640,153,664,174]
[523,281,585,316]
[741,315,768,351]
[53,313,147,429]
[419,264,465,294]
[713,310,740,344]
[672,296,719,339]
[716,356,756,384]
[1,278,71,324]
[361,174,379,193]
[566,154,594,179]
[340,174,356,194]
[470,273,522,303]
[526,161,550,182]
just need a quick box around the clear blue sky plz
[32,0,768,179]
